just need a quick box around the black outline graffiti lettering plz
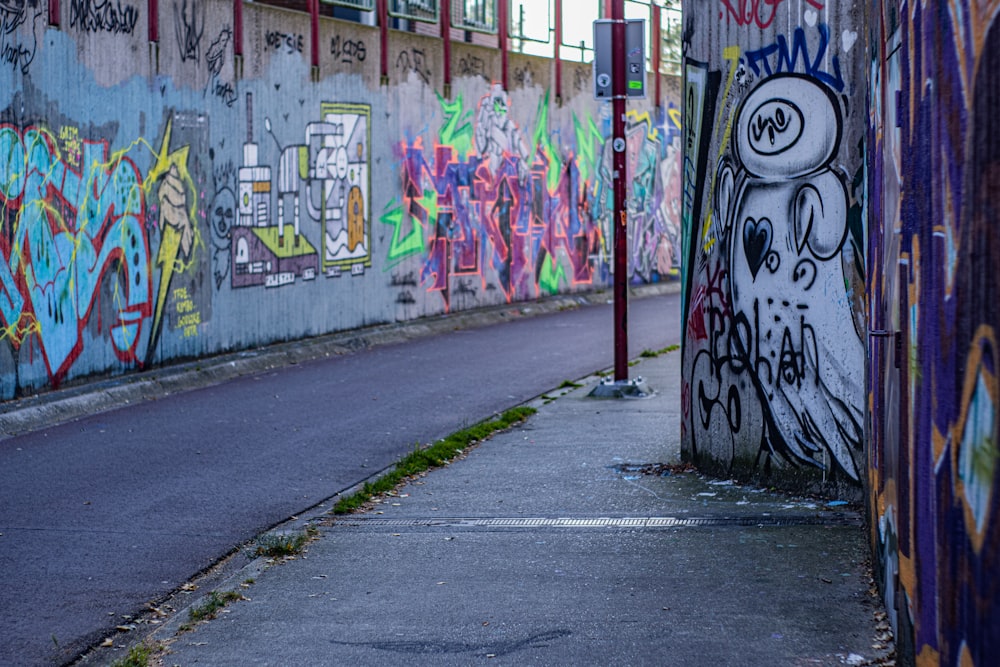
[174,0,205,63]
[330,34,366,65]
[206,27,236,107]
[265,30,303,54]
[1,4,39,74]
[0,0,28,33]
[512,64,534,87]
[395,48,431,84]
[206,26,230,77]
[69,0,139,35]
[457,53,486,79]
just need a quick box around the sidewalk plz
[117,350,890,666]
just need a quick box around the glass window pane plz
[561,0,598,61]
[509,0,550,43]
[388,0,439,23]
[319,0,375,10]
[624,0,651,66]
[661,4,682,75]
[451,0,497,33]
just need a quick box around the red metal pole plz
[498,0,508,90]
[310,0,320,69]
[149,0,159,42]
[378,0,388,82]
[652,3,661,108]
[611,0,628,381]
[554,0,562,100]
[233,0,243,56]
[441,0,451,95]
[49,0,59,27]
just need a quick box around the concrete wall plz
[683,0,1000,661]
[867,0,1000,663]
[0,1,681,400]
[681,0,868,497]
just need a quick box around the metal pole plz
[441,0,452,97]
[611,0,628,382]
[499,0,509,90]
[378,0,388,84]
[554,0,562,101]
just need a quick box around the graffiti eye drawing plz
[765,251,780,274]
[749,100,803,155]
[791,258,817,290]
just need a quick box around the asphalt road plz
[0,291,680,666]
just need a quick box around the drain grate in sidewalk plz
[331,514,862,530]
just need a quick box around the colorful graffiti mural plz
[683,13,865,489]
[383,84,681,311]
[382,85,601,311]
[0,2,681,402]
[0,115,203,387]
[866,0,1000,663]
[234,94,371,288]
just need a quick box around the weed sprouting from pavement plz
[187,590,245,624]
[254,532,309,558]
[639,344,680,358]
[110,641,157,667]
[332,406,536,514]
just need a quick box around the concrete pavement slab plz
[103,350,890,666]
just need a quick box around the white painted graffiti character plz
[716,73,864,481]
[474,83,531,181]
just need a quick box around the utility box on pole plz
[593,19,646,100]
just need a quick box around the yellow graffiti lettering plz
[702,45,742,243]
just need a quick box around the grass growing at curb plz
[639,344,680,358]
[332,406,536,515]
[110,642,155,667]
[253,527,317,558]
[558,380,583,389]
[187,590,245,624]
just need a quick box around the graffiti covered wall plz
[867,0,1000,663]
[681,0,868,496]
[0,3,680,400]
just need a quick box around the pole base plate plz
[587,376,654,399]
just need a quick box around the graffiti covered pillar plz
[681,0,868,498]
[866,0,1000,662]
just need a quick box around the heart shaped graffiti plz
[742,216,772,279]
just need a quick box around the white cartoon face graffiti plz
[746,98,803,155]
[716,74,863,482]
[735,75,841,180]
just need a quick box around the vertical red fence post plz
[378,0,389,84]
[554,0,562,102]
[498,0,508,90]
[441,0,452,97]
[652,3,661,109]
[149,0,159,42]
[234,0,243,57]
[49,0,59,27]
[310,0,320,73]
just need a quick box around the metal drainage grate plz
[332,514,862,530]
